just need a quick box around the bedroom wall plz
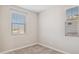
[0,5,38,52]
[0,6,3,52]
[39,5,79,54]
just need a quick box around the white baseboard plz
[1,42,37,54]
[38,42,70,54]
[0,42,70,54]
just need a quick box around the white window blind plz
[11,9,26,35]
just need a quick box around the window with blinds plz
[65,6,79,36]
[11,9,26,35]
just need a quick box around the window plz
[65,6,79,36]
[11,9,26,34]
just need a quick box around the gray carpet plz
[7,44,63,54]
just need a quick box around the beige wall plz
[39,5,79,54]
[0,6,37,52]
[0,6,3,51]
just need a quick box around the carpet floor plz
[7,44,63,54]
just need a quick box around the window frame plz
[10,8,26,35]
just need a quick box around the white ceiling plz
[19,5,53,13]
